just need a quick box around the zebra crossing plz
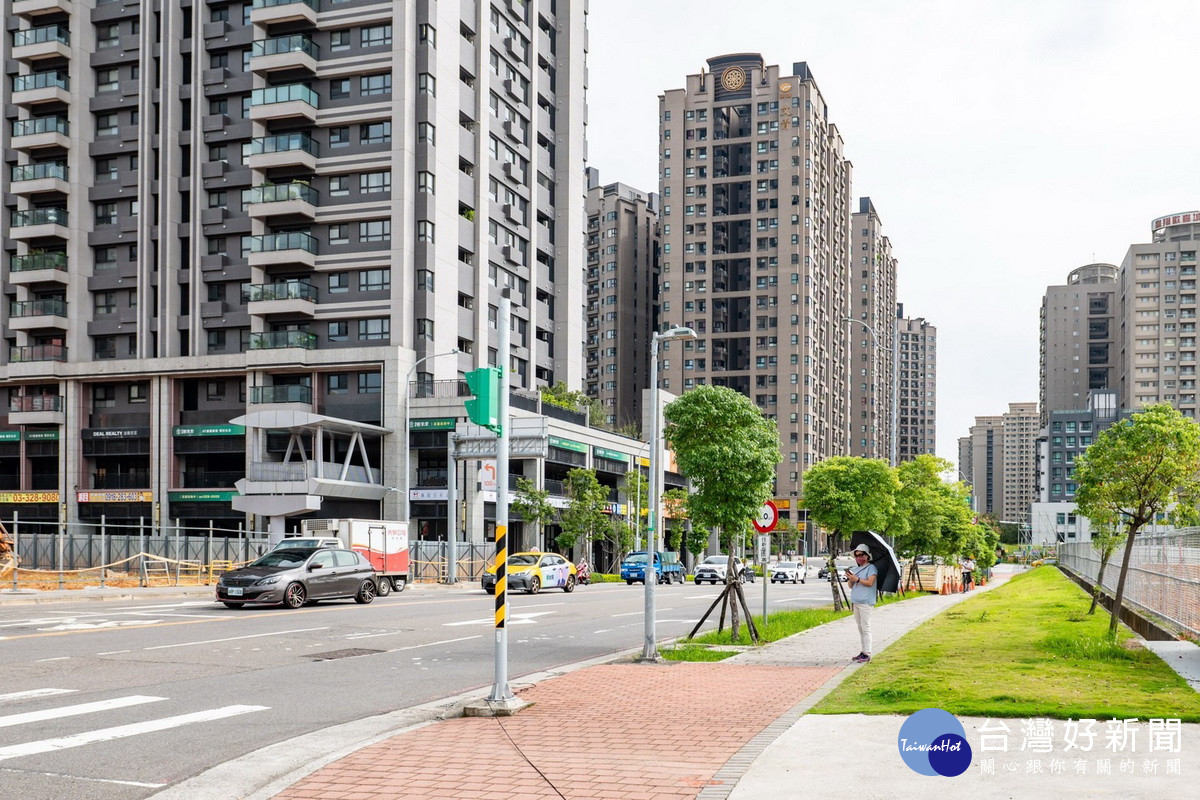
[0,688,268,764]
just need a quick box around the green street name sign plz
[410,418,457,431]
[549,436,588,453]
[172,424,245,437]
[169,491,239,502]
[593,447,629,464]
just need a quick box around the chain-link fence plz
[1060,528,1200,637]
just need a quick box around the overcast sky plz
[586,0,1200,467]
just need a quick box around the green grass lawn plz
[812,566,1200,721]
[660,644,738,662]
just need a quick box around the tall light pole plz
[401,348,458,525]
[643,325,697,662]
[844,318,895,466]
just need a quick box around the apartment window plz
[417,122,435,144]
[417,220,435,242]
[329,126,350,148]
[417,73,436,96]
[94,247,117,270]
[208,191,226,208]
[94,292,117,315]
[361,25,392,47]
[329,224,349,245]
[96,113,118,136]
[327,321,349,342]
[207,237,226,255]
[129,384,148,403]
[97,23,120,48]
[417,269,435,291]
[327,374,349,394]
[208,144,227,161]
[359,219,390,242]
[358,373,381,394]
[97,68,119,92]
[328,175,349,196]
[96,158,118,181]
[361,121,391,144]
[360,73,391,96]
[329,79,351,100]
[359,269,390,291]
[330,31,350,51]
[210,5,229,21]
[210,52,229,69]
[417,171,435,193]
[95,202,118,225]
[416,318,434,341]
[329,273,349,293]
[358,318,390,341]
[360,171,391,193]
[417,23,436,46]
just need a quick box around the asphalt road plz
[0,574,836,800]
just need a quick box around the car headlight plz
[253,576,282,586]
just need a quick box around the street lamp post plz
[643,325,697,662]
[844,318,896,466]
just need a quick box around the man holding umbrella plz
[846,543,878,663]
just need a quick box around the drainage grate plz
[307,648,385,661]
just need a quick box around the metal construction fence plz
[1059,528,1200,638]
[411,540,492,583]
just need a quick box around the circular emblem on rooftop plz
[721,66,747,92]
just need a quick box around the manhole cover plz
[307,648,385,661]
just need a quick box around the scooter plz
[575,560,591,585]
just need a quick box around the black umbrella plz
[849,531,901,594]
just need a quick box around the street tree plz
[1080,512,1127,616]
[801,456,899,610]
[1074,403,1200,637]
[887,455,967,589]
[557,468,610,562]
[662,486,693,555]
[620,469,649,551]
[665,385,780,642]
[510,477,556,552]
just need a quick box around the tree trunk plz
[727,552,740,641]
[1088,550,1112,615]
[1108,525,1141,638]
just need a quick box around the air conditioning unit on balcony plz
[501,245,517,264]
[503,162,519,181]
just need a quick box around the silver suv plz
[692,554,754,585]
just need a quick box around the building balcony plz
[250,0,318,26]
[249,384,313,405]
[9,251,68,285]
[10,207,68,240]
[248,132,319,171]
[245,280,318,317]
[8,393,63,425]
[249,84,318,123]
[8,298,67,331]
[9,161,68,195]
[246,183,318,220]
[11,115,69,149]
[9,344,67,363]
[91,472,150,490]
[251,34,318,73]
[180,470,244,489]
[247,330,317,351]
[11,70,69,105]
[12,0,71,18]
[246,231,317,268]
[12,24,69,61]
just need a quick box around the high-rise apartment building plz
[1039,263,1118,427]
[0,0,588,536]
[1116,212,1200,415]
[896,312,936,461]
[965,402,1038,523]
[584,168,658,430]
[848,197,896,462]
[657,54,853,506]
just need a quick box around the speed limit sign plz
[752,500,779,533]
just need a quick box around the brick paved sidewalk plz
[273,662,839,800]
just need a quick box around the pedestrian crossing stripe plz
[0,688,77,704]
[0,695,164,729]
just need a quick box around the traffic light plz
[464,366,502,434]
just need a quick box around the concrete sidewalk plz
[142,567,1198,798]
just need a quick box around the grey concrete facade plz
[896,312,935,462]
[0,0,588,536]
[1038,263,1118,428]
[848,197,896,462]
[965,402,1038,523]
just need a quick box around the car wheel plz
[392,577,406,592]
[222,602,244,609]
[626,579,634,585]
[355,580,377,604]
[376,577,392,597]
[484,584,496,595]
[529,576,541,595]
[563,575,576,593]
[283,582,306,609]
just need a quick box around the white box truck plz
[301,518,409,595]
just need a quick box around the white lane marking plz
[0,767,166,788]
[444,611,555,627]
[0,618,89,629]
[0,696,166,729]
[38,620,164,632]
[509,601,563,608]
[391,635,482,652]
[0,689,77,704]
[142,627,328,651]
[344,630,407,640]
[0,705,269,761]
[35,657,70,663]
[611,608,674,618]
[97,650,130,656]
[106,602,213,612]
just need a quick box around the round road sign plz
[752,500,779,533]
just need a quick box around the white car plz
[770,561,806,584]
[271,536,343,550]
[693,554,754,584]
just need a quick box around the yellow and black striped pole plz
[494,524,508,630]
[487,289,514,703]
